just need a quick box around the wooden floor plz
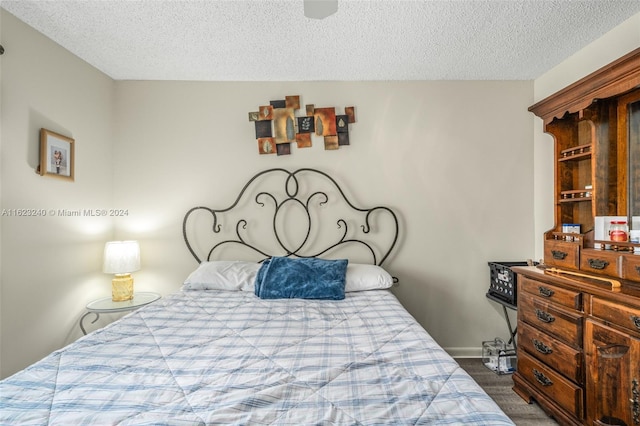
[456,357,559,426]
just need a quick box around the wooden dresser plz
[513,266,640,426]
[513,48,640,425]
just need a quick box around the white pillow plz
[345,263,393,292]
[183,260,393,292]
[183,260,260,291]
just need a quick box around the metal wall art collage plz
[248,95,355,155]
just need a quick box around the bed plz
[0,168,514,425]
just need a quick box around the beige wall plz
[0,6,640,377]
[532,13,640,258]
[112,80,535,358]
[1,10,536,377]
[9,9,636,379]
[1,11,114,377]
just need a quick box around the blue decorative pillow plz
[254,257,348,300]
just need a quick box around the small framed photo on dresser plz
[39,128,74,181]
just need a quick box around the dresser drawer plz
[517,351,584,420]
[579,249,620,277]
[621,253,640,282]
[519,322,583,384]
[544,240,579,270]
[591,297,640,336]
[519,277,582,311]
[519,292,583,347]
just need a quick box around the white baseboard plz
[445,347,483,358]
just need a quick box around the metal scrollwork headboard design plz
[183,168,399,267]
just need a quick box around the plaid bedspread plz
[0,289,514,425]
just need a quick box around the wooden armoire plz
[512,48,640,426]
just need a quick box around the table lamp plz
[103,241,140,301]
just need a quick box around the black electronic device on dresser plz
[513,48,640,426]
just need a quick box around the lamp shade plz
[103,241,140,274]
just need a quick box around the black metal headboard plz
[183,168,399,267]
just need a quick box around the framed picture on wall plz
[39,128,74,181]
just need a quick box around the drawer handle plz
[596,343,629,359]
[535,309,555,323]
[532,369,553,386]
[635,265,640,275]
[587,258,609,270]
[533,339,553,355]
[538,286,555,298]
[551,250,567,260]
[632,315,640,332]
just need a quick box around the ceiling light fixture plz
[304,0,338,19]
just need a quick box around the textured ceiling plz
[2,0,640,81]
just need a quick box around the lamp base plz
[112,274,134,301]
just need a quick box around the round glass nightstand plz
[79,292,161,335]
